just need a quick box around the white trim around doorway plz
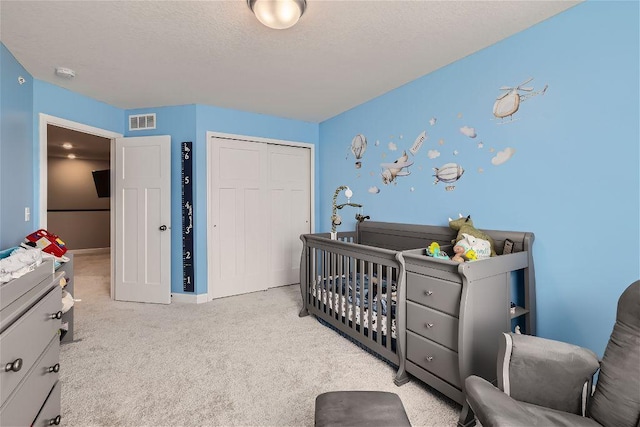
[38,113,123,300]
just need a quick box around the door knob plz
[159,225,167,231]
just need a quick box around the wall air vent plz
[129,113,156,131]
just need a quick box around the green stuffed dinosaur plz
[448,214,496,258]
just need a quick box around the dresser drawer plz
[0,336,60,427]
[0,286,61,406]
[406,301,458,351]
[407,331,461,388]
[406,272,461,316]
[32,380,61,427]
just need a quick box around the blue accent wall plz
[32,81,125,218]
[0,44,34,248]
[318,2,639,355]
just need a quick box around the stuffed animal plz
[448,214,496,258]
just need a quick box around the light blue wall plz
[0,44,34,248]
[32,80,125,217]
[318,1,639,355]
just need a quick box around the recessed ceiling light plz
[67,154,76,159]
[62,142,73,149]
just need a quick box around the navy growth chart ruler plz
[181,141,194,292]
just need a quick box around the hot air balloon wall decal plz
[493,77,548,124]
[351,134,367,168]
[433,162,465,191]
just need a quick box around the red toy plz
[24,229,67,257]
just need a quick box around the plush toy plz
[426,242,450,260]
[449,214,496,258]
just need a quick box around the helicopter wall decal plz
[493,78,548,123]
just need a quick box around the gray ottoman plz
[315,391,411,427]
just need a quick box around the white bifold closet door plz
[209,137,311,299]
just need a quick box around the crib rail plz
[299,233,407,381]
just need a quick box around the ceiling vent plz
[129,113,156,131]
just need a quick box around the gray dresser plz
[0,260,64,426]
[401,235,535,405]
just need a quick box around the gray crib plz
[299,221,536,406]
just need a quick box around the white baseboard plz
[171,293,208,304]
[69,247,110,255]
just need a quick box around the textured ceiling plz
[1,0,580,123]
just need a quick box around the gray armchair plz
[465,280,640,427]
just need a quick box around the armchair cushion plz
[499,333,600,414]
[588,280,640,427]
[466,375,600,427]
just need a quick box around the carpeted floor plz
[60,253,460,426]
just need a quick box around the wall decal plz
[410,131,426,155]
[388,142,398,151]
[493,78,548,123]
[433,162,465,191]
[429,117,437,126]
[453,150,459,156]
[350,134,367,169]
[368,186,380,194]
[375,140,380,146]
[381,151,413,185]
[428,149,441,159]
[477,142,484,149]
[438,139,445,146]
[460,126,477,138]
[491,147,516,165]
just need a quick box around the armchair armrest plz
[465,376,600,427]
[498,333,600,415]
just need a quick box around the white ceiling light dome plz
[247,0,306,30]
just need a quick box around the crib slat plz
[367,261,373,340]
[386,265,392,351]
[359,258,365,338]
[330,252,337,318]
[376,263,382,343]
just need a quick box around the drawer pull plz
[48,363,61,373]
[49,415,62,426]
[4,358,23,372]
[51,311,63,320]
[426,356,434,362]
[425,323,434,328]
[424,290,433,296]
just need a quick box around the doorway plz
[46,124,111,253]
[39,114,122,298]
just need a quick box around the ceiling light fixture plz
[62,142,73,149]
[67,154,76,159]
[247,0,306,30]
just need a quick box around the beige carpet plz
[60,253,459,426]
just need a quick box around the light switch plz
[24,207,30,221]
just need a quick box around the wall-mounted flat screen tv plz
[92,169,110,198]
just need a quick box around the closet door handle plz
[424,290,433,296]
[425,323,434,328]
[51,311,63,320]
[5,358,23,372]
[426,356,434,362]
[49,415,62,425]
[48,363,60,373]
[159,225,167,231]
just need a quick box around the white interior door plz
[209,137,269,299]
[114,135,171,304]
[268,144,311,286]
